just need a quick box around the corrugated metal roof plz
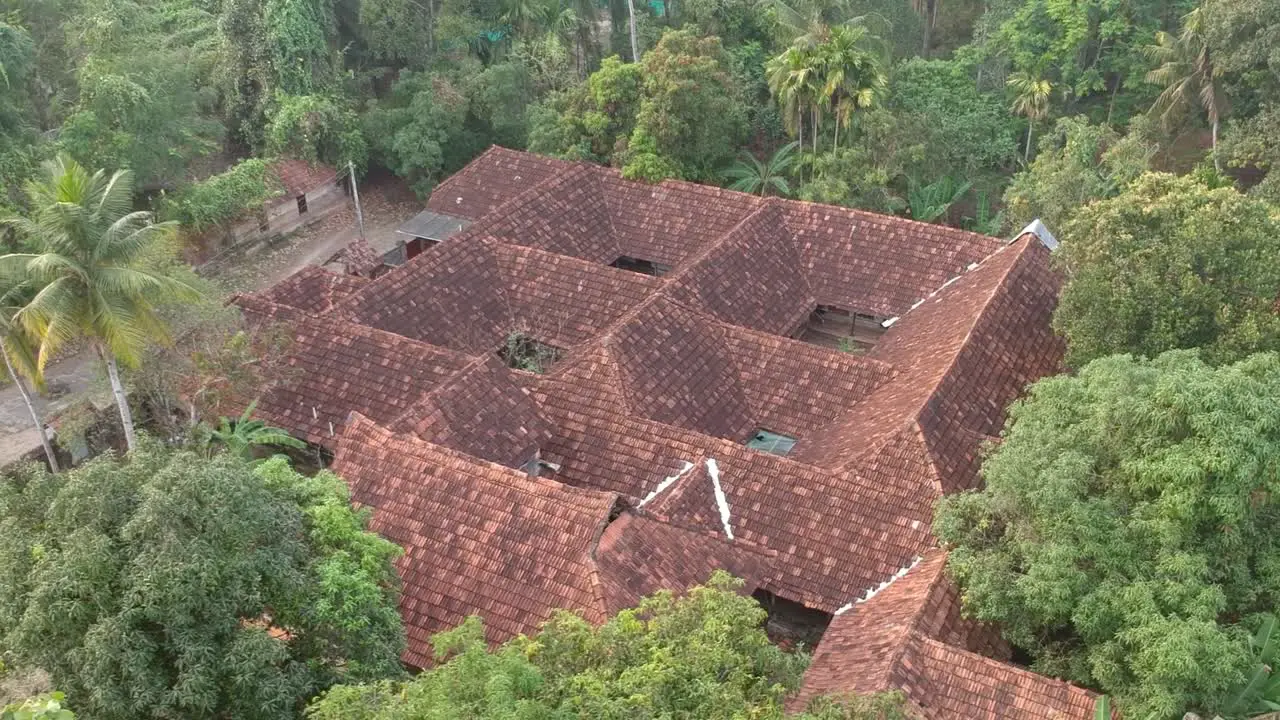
[396,209,472,241]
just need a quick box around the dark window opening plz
[497,332,562,374]
[746,428,797,456]
[611,255,670,277]
[405,237,438,260]
[795,305,886,353]
[752,589,831,651]
[296,194,308,214]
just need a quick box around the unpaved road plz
[0,175,420,467]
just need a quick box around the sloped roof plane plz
[250,147,1082,715]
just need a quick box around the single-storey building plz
[227,159,350,245]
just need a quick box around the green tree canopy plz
[528,55,644,164]
[0,447,405,720]
[934,350,1280,719]
[307,572,909,720]
[1001,115,1156,231]
[1052,172,1280,367]
[623,29,746,181]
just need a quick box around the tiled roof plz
[425,146,571,220]
[233,295,473,445]
[391,355,551,469]
[466,164,623,264]
[235,295,546,466]
[336,235,657,353]
[252,147,1074,712]
[333,414,616,665]
[779,200,997,318]
[258,265,367,315]
[792,550,1096,720]
[268,158,338,197]
[892,635,1099,720]
[789,236,1063,490]
[334,415,770,666]
[662,202,815,336]
[596,512,774,612]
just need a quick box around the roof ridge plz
[774,194,1000,247]
[881,231,1034,329]
[661,201,778,282]
[343,411,610,506]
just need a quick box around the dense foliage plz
[935,351,1280,718]
[2,0,1280,717]
[1053,173,1280,367]
[307,573,910,720]
[0,447,405,720]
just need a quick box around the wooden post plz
[349,161,366,240]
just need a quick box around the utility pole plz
[349,161,366,239]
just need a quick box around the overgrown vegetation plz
[307,573,911,720]
[0,0,1279,717]
[0,446,406,719]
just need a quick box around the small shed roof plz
[268,159,339,197]
[396,209,472,241]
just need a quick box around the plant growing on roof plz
[0,154,201,453]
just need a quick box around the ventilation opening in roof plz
[795,305,886,353]
[610,255,670,277]
[746,428,797,456]
[752,588,831,649]
[498,332,562,374]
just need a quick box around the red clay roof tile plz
[253,147,1076,712]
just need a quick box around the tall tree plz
[0,448,405,720]
[1145,8,1228,170]
[817,24,886,150]
[935,350,1280,718]
[623,30,746,182]
[909,0,938,55]
[0,155,198,452]
[1051,172,1280,367]
[1008,70,1051,163]
[767,44,822,157]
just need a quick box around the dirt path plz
[0,174,421,467]
[204,173,421,292]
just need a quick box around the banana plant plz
[202,400,304,462]
[1221,614,1280,718]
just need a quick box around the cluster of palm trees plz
[496,0,600,67]
[765,24,888,156]
[1007,7,1225,170]
[0,154,198,470]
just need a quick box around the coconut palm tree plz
[818,24,887,150]
[0,282,58,471]
[723,141,800,196]
[767,44,823,157]
[1145,7,1227,171]
[0,154,199,452]
[1008,71,1052,163]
